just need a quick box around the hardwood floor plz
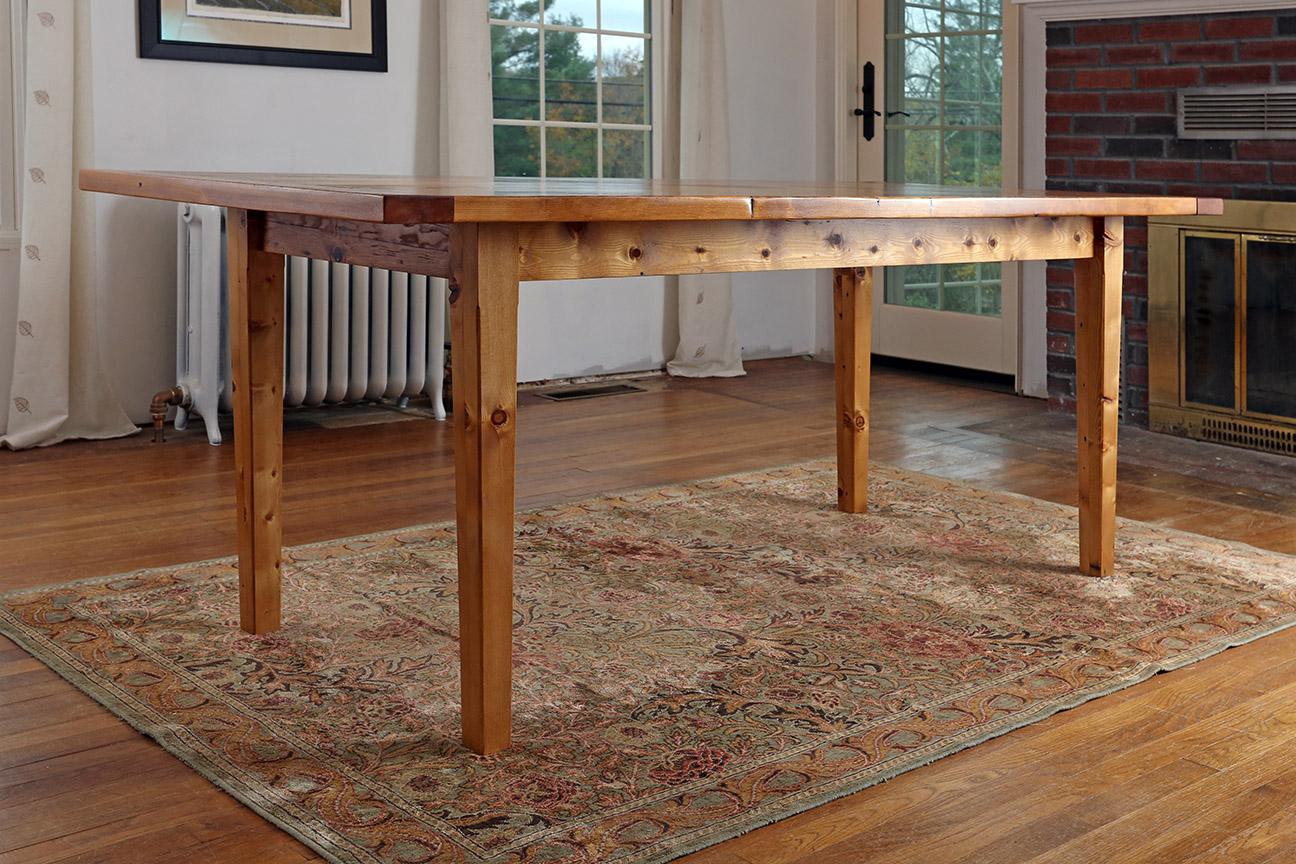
[3,357,1295,863]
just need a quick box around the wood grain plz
[79,170,1219,224]
[517,216,1094,281]
[228,209,287,633]
[79,169,387,221]
[833,268,872,513]
[448,222,522,755]
[262,214,451,279]
[754,193,1223,221]
[1074,216,1123,578]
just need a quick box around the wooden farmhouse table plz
[80,171,1221,754]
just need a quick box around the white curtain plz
[667,0,744,378]
[2,0,135,449]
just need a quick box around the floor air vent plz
[1178,85,1296,139]
[535,383,646,402]
[1200,416,1296,456]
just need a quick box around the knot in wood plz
[448,285,461,304]
[628,246,643,260]
[490,408,509,427]
[912,238,922,248]
[760,248,771,258]
[330,247,345,262]
[828,233,843,247]
[869,245,879,254]
[988,237,997,248]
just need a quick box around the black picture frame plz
[137,0,388,73]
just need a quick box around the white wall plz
[84,0,832,423]
[90,0,439,423]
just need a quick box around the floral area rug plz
[4,461,1296,864]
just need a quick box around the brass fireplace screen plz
[1149,201,1296,456]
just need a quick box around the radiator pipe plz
[149,386,189,444]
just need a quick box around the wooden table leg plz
[228,209,287,633]
[448,223,521,755]
[834,267,873,513]
[1074,216,1124,577]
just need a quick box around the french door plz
[856,0,1018,375]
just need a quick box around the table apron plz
[260,213,1096,282]
[518,216,1094,280]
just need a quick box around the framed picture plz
[138,0,388,72]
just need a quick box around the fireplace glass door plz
[1181,230,1296,421]
[1247,239,1296,419]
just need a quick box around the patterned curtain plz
[667,0,744,378]
[1,0,135,448]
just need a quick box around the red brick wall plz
[1045,11,1296,425]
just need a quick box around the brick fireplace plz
[1043,9,1296,426]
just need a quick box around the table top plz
[80,170,1223,224]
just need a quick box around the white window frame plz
[489,0,663,179]
[0,0,23,240]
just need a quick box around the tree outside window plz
[490,0,652,179]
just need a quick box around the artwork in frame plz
[138,0,388,72]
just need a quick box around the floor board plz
[2,357,1294,863]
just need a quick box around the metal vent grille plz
[1200,416,1296,456]
[1178,85,1296,140]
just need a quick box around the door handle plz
[856,62,882,141]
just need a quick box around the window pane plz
[546,126,598,177]
[945,8,996,32]
[494,125,541,177]
[903,36,941,105]
[546,0,597,27]
[1246,240,1296,417]
[943,129,1001,185]
[492,25,541,121]
[904,3,940,34]
[601,0,648,33]
[901,97,940,127]
[897,128,940,183]
[490,0,539,23]
[944,282,977,314]
[1183,235,1237,409]
[603,128,647,178]
[978,271,1003,317]
[888,267,940,309]
[602,35,647,125]
[546,29,598,121]
[944,35,1000,126]
[946,0,1000,15]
